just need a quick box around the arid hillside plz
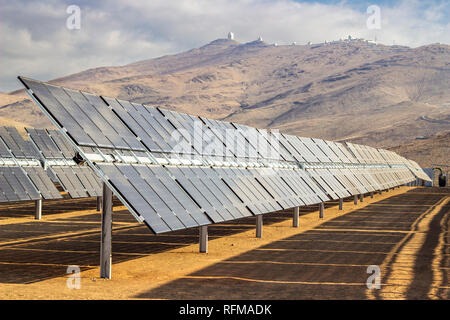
[1,38,449,164]
[389,131,450,168]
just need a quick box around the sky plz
[0,0,449,92]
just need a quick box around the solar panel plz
[27,127,102,199]
[0,137,12,158]
[0,127,26,158]
[0,167,40,202]
[167,166,232,223]
[325,141,351,163]
[72,167,101,197]
[313,139,341,163]
[47,129,75,158]
[289,135,318,162]
[0,126,62,201]
[22,166,62,200]
[195,167,251,217]
[299,138,329,163]
[26,128,61,159]
[20,76,430,235]
[6,127,40,158]
[51,167,89,198]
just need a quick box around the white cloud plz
[0,0,449,91]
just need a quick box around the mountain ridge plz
[1,38,449,166]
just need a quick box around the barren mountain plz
[389,131,450,168]
[1,38,449,166]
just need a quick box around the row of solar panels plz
[20,77,430,234]
[27,128,102,198]
[0,126,102,203]
[18,77,425,169]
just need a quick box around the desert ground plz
[0,186,448,300]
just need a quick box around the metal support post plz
[293,207,299,227]
[35,198,42,220]
[199,226,208,253]
[96,196,102,211]
[100,183,112,279]
[256,215,263,238]
[319,202,324,219]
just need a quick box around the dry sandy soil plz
[0,186,448,300]
[389,131,450,168]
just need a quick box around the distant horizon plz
[1,0,449,92]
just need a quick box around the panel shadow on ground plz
[136,189,449,300]
[0,197,310,284]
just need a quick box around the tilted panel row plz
[20,76,429,234]
[0,127,62,200]
[26,127,102,198]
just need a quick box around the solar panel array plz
[0,126,61,202]
[20,77,431,234]
[27,128,102,198]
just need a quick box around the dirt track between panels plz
[0,186,448,300]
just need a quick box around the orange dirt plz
[0,186,448,300]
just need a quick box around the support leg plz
[199,225,208,253]
[354,195,358,205]
[293,207,299,227]
[256,215,263,238]
[319,202,324,219]
[35,198,42,220]
[339,198,343,211]
[100,183,112,279]
[96,196,102,212]
[370,192,374,199]
[360,193,364,203]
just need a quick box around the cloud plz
[0,0,449,91]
